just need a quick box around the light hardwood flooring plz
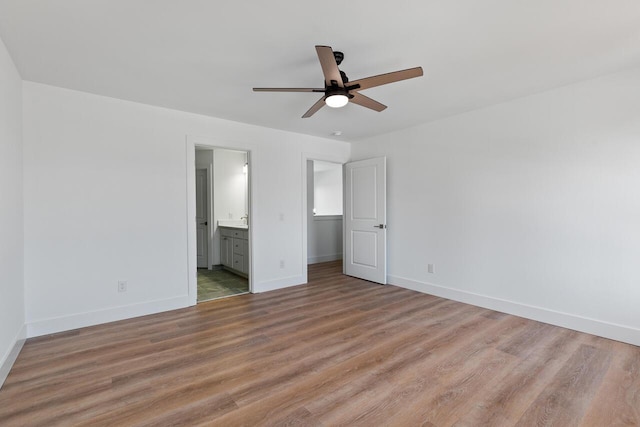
[0,261,638,426]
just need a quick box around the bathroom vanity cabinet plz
[220,226,248,276]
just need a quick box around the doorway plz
[194,146,250,302]
[306,159,344,268]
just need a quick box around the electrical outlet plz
[280,260,285,268]
[118,280,127,292]
[428,264,435,274]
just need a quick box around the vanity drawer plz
[232,254,244,271]
[220,227,247,239]
[232,238,246,255]
[232,229,247,239]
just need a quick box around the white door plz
[344,157,387,284]
[195,169,209,268]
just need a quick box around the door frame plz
[301,152,347,284]
[195,167,211,269]
[186,136,254,306]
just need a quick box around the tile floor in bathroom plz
[197,268,249,302]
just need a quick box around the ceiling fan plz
[253,45,423,118]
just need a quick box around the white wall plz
[195,148,213,169]
[22,82,350,336]
[352,67,640,345]
[307,161,343,264]
[0,36,25,385]
[214,149,247,223]
[313,161,343,215]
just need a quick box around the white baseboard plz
[26,295,190,338]
[388,275,640,347]
[0,324,27,389]
[307,254,343,264]
[254,275,305,293]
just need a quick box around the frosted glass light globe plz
[325,94,348,108]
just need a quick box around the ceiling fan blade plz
[302,96,326,118]
[349,67,423,91]
[316,45,344,88]
[350,92,387,112]
[253,87,325,92]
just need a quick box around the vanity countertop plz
[217,220,248,230]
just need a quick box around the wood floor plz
[1,261,638,426]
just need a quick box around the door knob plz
[374,224,386,229]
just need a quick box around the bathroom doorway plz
[195,146,250,302]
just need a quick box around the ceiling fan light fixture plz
[325,94,348,108]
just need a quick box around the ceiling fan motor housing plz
[325,85,350,102]
[333,51,349,83]
[333,51,344,65]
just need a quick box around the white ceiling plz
[1,1,639,141]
